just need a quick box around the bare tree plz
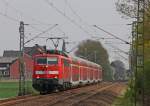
[115,0,150,18]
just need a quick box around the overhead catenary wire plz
[107,46,129,61]
[0,11,20,22]
[28,20,68,35]
[94,38,129,60]
[104,41,130,44]
[43,0,92,36]
[93,25,131,45]
[0,0,59,40]
[25,20,69,45]
[24,24,58,45]
[65,0,130,44]
[0,0,130,60]
[0,0,50,25]
[45,0,128,49]
[107,44,129,55]
[0,10,51,37]
[114,51,128,61]
[92,36,117,40]
[0,10,58,44]
[64,0,97,35]
[1,0,71,42]
[64,0,82,21]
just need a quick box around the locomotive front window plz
[36,57,47,64]
[47,57,58,65]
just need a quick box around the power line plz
[64,0,96,35]
[93,25,131,45]
[92,36,117,40]
[107,44,129,55]
[104,41,130,44]
[0,0,49,25]
[26,20,70,45]
[64,0,82,21]
[108,47,129,61]
[0,11,20,22]
[43,0,92,36]
[1,0,62,43]
[24,24,58,45]
[115,52,128,61]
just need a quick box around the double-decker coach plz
[32,50,102,94]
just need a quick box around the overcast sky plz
[0,0,132,68]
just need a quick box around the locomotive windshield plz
[36,57,47,64]
[47,57,58,65]
[36,57,58,65]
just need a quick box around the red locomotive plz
[32,50,102,94]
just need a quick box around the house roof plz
[0,57,17,64]
[3,50,20,57]
[3,44,46,57]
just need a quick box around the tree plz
[75,39,113,81]
[115,0,137,18]
[115,0,150,18]
[111,60,126,81]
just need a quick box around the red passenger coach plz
[32,50,102,94]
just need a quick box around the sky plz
[0,0,132,68]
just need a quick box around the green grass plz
[112,83,135,106]
[112,96,134,106]
[0,81,19,99]
[0,81,37,99]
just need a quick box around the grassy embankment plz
[0,80,37,99]
[112,84,135,106]
[113,46,150,106]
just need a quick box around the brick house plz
[0,44,46,79]
[0,57,17,79]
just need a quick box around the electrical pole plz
[131,21,138,106]
[18,21,29,96]
[136,0,145,105]
[62,39,66,52]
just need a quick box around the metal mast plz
[18,21,27,96]
[131,21,137,106]
[136,0,145,105]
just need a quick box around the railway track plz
[74,83,126,106]
[49,83,116,106]
[0,82,126,106]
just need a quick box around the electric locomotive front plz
[32,50,102,94]
[32,54,62,94]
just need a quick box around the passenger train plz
[32,50,102,94]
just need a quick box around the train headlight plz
[54,76,58,79]
[36,75,40,79]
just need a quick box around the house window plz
[3,71,9,76]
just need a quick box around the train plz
[32,50,102,94]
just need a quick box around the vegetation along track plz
[0,82,126,106]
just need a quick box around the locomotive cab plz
[32,54,61,93]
